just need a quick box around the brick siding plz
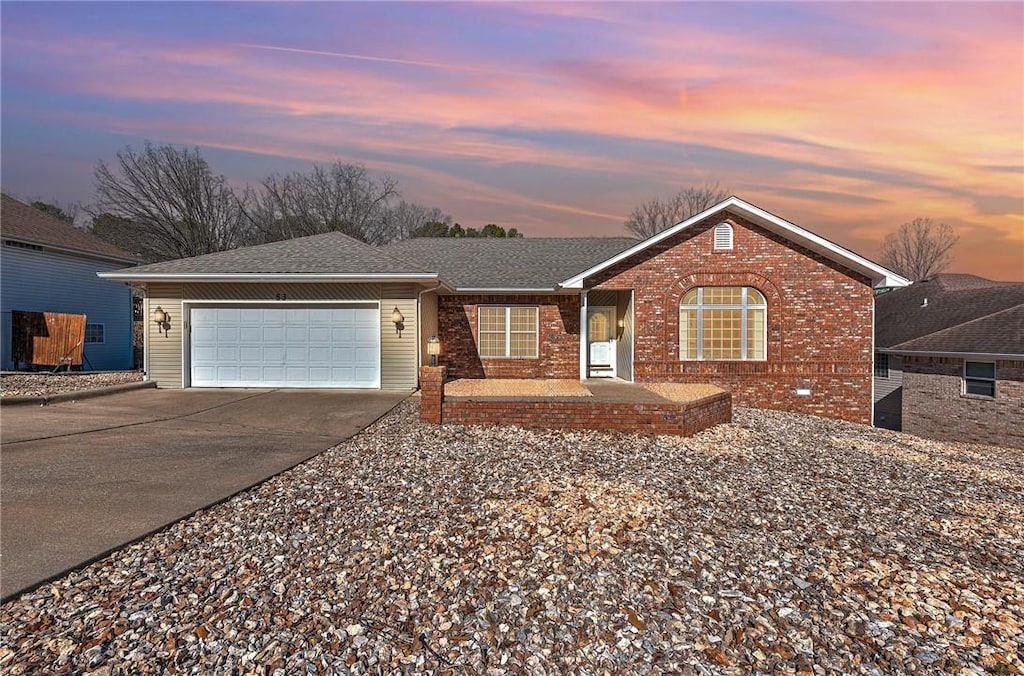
[902,357,1024,449]
[418,371,732,436]
[437,295,579,379]
[588,214,875,424]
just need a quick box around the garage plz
[189,304,380,388]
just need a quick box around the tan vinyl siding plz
[588,290,617,307]
[419,290,439,367]
[381,296,418,389]
[146,284,183,388]
[182,282,379,301]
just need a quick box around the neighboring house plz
[1,195,139,371]
[100,197,908,424]
[875,274,1024,448]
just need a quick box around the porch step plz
[583,380,673,404]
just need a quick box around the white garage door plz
[190,305,380,388]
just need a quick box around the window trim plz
[963,360,996,398]
[477,305,539,359]
[679,286,767,361]
[84,323,105,344]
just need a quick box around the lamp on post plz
[426,335,441,366]
[153,306,171,336]
[391,306,405,335]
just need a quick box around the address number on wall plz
[275,293,288,301]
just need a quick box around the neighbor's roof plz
[559,196,910,289]
[888,304,1024,357]
[876,274,1024,350]
[99,231,438,282]
[383,237,638,290]
[1,194,138,263]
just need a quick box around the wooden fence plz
[10,311,86,368]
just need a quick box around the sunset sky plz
[2,2,1021,280]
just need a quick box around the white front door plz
[587,306,616,378]
[190,304,380,388]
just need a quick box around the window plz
[84,323,105,344]
[874,353,890,378]
[964,361,996,397]
[713,222,734,250]
[679,287,766,360]
[478,306,538,358]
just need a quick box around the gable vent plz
[713,222,734,250]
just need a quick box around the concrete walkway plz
[0,388,408,600]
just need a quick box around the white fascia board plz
[879,348,1024,360]
[96,272,440,283]
[559,196,911,290]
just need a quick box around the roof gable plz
[559,196,910,289]
[1,194,137,263]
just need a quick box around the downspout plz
[417,281,444,387]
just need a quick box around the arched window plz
[679,287,766,360]
[713,222,734,250]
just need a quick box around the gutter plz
[97,272,440,283]
[879,348,1024,360]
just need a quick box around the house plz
[99,196,908,424]
[1,195,139,371]
[874,274,1024,448]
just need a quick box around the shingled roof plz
[891,305,1024,356]
[101,231,436,280]
[876,274,1024,356]
[1,194,137,262]
[382,237,638,290]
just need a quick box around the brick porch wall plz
[589,214,875,424]
[902,357,1024,449]
[437,294,579,379]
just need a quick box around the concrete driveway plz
[0,388,408,600]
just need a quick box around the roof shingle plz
[876,274,1024,356]
[382,237,638,289]
[1,194,137,261]
[109,231,434,276]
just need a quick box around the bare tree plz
[880,218,959,281]
[246,163,399,245]
[29,200,80,225]
[383,200,453,242]
[624,183,730,239]
[93,142,250,260]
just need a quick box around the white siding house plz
[1,195,138,371]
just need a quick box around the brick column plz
[419,365,446,424]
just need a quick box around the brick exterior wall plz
[418,365,445,424]
[436,392,731,437]
[437,295,580,379]
[588,214,875,424]
[902,357,1024,449]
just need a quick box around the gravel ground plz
[0,372,143,399]
[1,402,1021,674]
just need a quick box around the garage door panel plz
[191,305,380,388]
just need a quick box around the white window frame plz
[477,306,539,359]
[963,360,996,398]
[679,287,766,361]
[84,323,105,344]
[713,222,734,250]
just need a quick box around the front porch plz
[418,369,731,436]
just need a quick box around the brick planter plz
[419,381,731,437]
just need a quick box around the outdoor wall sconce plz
[153,306,171,336]
[391,306,405,335]
[426,335,441,366]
